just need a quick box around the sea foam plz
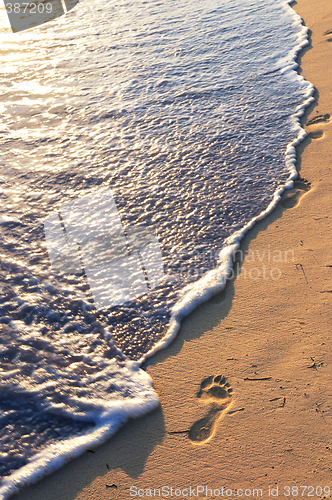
[0,0,314,497]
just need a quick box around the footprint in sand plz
[280,176,311,209]
[188,375,233,444]
[308,130,324,139]
[324,28,332,41]
[306,113,330,126]
[306,113,330,140]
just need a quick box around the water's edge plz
[138,0,315,364]
[0,1,315,498]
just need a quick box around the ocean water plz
[0,0,313,497]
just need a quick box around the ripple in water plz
[0,0,313,495]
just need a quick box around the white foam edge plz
[0,2,315,498]
[138,0,315,365]
[0,363,159,500]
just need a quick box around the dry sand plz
[10,0,332,498]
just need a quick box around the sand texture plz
[10,0,332,498]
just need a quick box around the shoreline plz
[9,0,332,498]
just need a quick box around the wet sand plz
[10,0,332,498]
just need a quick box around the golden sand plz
[11,1,332,498]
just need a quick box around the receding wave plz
[0,0,313,497]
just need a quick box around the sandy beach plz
[10,0,332,498]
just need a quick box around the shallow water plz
[0,0,313,496]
